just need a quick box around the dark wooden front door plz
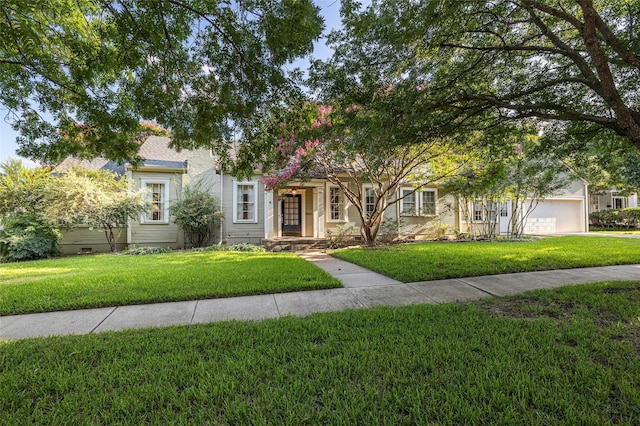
[282,194,302,236]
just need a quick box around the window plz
[422,191,436,216]
[364,187,376,217]
[142,180,170,223]
[472,200,497,222]
[233,181,258,223]
[473,201,484,222]
[328,186,345,221]
[401,189,416,215]
[590,194,599,212]
[400,188,437,216]
[612,192,627,210]
[499,202,509,217]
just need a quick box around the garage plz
[524,199,587,234]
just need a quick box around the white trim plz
[313,187,319,237]
[470,199,497,223]
[301,190,307,236]
[325,183,348,222]
[140,179,170,224]
[362,184,376,218]
[264,190,274,238]
[233,181,259,223]
[399,187,438,216]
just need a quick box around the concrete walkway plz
[2,253,639,340]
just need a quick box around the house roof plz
[57,157,126,174]
[137,136,191,163]
[57,136,190,174]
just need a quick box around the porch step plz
[262,238,329,252]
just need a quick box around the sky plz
[0,0,343,166]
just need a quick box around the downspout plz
[219,165,224,245]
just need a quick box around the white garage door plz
[524,200,585,234]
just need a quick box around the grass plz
[589,227,640,235]
[0,251,341,315]
[2,280,639,424]
[331,236,640,282]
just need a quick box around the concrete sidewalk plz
[2,253,639,340]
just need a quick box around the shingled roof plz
[57,136,189,173]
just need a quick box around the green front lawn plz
[331,236,640,282]
[0,251,341,315]
[2,281,639,424]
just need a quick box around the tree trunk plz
[104,224,116,252]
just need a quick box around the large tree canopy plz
[314,0,640,153]
[1,0,323,164]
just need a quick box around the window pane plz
[473,201,483,221]
[146,183,165,221]
[402,190,415,215]
[422,191,436,215]
[365,188,376,215]
[329,187,343,221]
[236,184,255,221]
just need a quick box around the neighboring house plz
[589,190,639,213]
[57,137,589,254]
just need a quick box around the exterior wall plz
[554,179,587,199]
[221,174,266,245]
[129,171,184,248]
[127,149,219,249]
[60,227,127,254]
[320,182,458,241]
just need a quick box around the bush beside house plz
[590,207,640,228]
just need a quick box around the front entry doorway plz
[282,194,302,236]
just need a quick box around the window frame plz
[363,186,376,218]
[471,199,497,223]
[141,179,170,224]
[326,184,347,222]
[611,192,627,210]
[233,181,259,223]
[399,187,437,216]
[420,189,437,216]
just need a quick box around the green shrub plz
[620,207,640,228]
[326,223,355,248]
[589,209,620,227]
[121,246,173,255]
[169,182,223,248]
[0,214,61,262]
[590,208,640,229]
[226,243,266,252]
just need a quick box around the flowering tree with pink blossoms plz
[254,101,463,245]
